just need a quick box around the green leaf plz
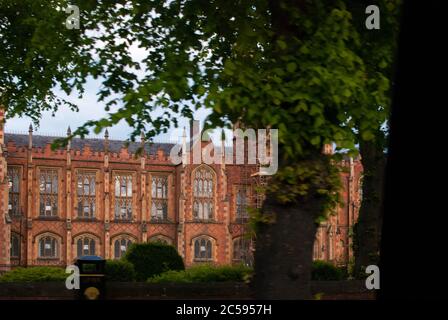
[286,62,297,73]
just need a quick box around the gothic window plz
[39,168,59,217]
[151,176,168,221]
[38,236,58,258]
[76,171,96,219]
[233,237,251,265]
[114,173,133,221]
[76,237,96,257]
[11,234,20,258]
[193,237,213,262]
[114,238,133,259]
[236,187,249,220]
[193,167,214,221]
[7,166,21,217]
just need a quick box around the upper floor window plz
[77,171,96,219]
[7,166,21,217]
[11,234,20,258]
[193,237,213,262]
[151,176,168,221]
[236,187,249,220]
[114,237,133,259]
[38,236,58,258]
[193,167,215,221]
[76,236,96,257]
[114,173,133,221]
[39,168,59,217]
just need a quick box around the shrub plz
[311,260,346,281]
[148,264,253,283]
[105,260,136,282]
[0,267,67,283]
[124,242,184,281]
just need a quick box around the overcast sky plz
[5,36,217,144]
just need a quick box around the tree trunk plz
[251,148,332,299]
[252,194,321,299]
[353,139,386,277]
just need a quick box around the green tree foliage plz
[147,264,252,283]
[105,259,136,282]
[311,260,346,281]
[124,242,185,281]
[0,267,67,282]
[0,0,400,297]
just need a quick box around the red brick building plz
[0,115,362,271]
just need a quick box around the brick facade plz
[0,117,362,270]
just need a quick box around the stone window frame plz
[35,232,62,260]
[150,174,169,222]
[232,236,251,264]
[112,171,136,222]
[10,232,21,259]
[191,165,217,222]
[233,184,251,222]
[37,167,61,219]
[73,233,101,259]
[111,234,137,259]
[7,165,22,217]
[75,169,99,220]
[191,235,216,263]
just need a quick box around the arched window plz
[236,187,249,220]
[11,234,20,258]
[38,236,58,258]
[114,173,133,221]
[193,167,215,221]
[151,176,168,221]
[76,171,96,219]
[233,237,251,265]
[113,237,133,259]
[76,237,96,257]
[39,168,59,217]
[193,237,213,262]
[7,166,21,217]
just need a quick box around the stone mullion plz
[26,165,34,265]
[168,174,174,222]
[103,164,110,259]
[66,167,72,264]
[141,171,147,242]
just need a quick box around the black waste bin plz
[75,255,106,300]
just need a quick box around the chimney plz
[66,126,71,151]
[104,129,109,153]
[28,124,33,150]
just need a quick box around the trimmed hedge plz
[311,260,346,281]
[124,242,184,281]
[0,267,67,283]
[105,260,136,282]
[148,264,253,283]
